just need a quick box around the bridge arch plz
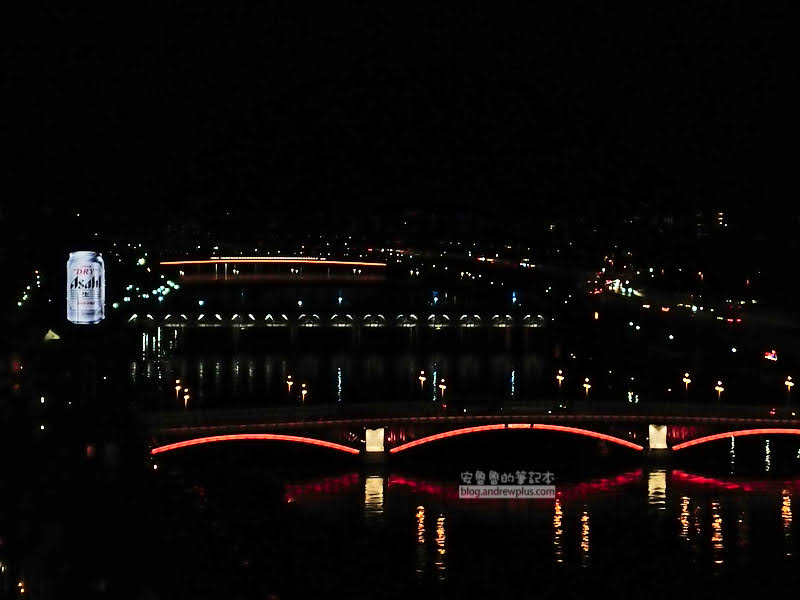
[151,434,361,455]
[389,423,643,454]
[672,428,800,451]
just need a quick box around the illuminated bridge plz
[126,311,547,329]
[144,402,800,460]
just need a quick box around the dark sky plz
[4,2,794,239]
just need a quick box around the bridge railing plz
[143,400,794,429]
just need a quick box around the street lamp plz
[786,376,794,405]
[301,383,308,402]
[583,377,591,398]
[183,393,190,408]
[682,373,691,393]
[438,378,447,401]
[287,375,294,395]
[556,370,564,390]
[715,380,724,402]
[419,370,427,391]
[175,379,182,402]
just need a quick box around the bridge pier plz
[647,424,671,459]
[364,427,387,465]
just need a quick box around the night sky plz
[4,2,794,241]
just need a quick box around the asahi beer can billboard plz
[66,251,105,324]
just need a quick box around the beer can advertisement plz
[66,251,105,324]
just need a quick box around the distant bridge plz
[126,312,548,329]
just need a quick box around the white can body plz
[67,251,105,324]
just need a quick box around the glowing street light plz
[175,379,182,402]
[287,375,294,394]
[715,380,725,401]
[556,370,564,390]
[683,373,691,393]
[583,377,591,397]
[438,378,447,400]
[419,370,427,390]
[183,393,190,408]
[301,383,308,402]
[786,376,794,404]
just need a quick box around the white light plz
[731,347,737,353]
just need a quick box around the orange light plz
[593,312,599,320]
[389,423,643,454]
[660,307,670,312]
[151,434,361,455]
[672,429,800,451]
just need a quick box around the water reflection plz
[711,501,724,569]
[735,509,748,552]
[415,505,426,582]
[553,498,564,565]
[434,515,447,581]
[364,476,384,524]
[783,493,792,557]
[730,437,736,475]
[648,470,666,511]
[679,496,690,541]
[133,347,558,409]
[579,509,590,567]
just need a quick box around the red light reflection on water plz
[671,470,800,494]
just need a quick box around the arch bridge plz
[145,403,800,460]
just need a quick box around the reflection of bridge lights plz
[556,370,564,389]
[435,516,446,581]
[679,496,691,541]
[580,510,590,567]
[711,501,724,565]
[364,476,384,523]
[782,493,792,556]
[583,378,591,396]
[553,499,564,564]
[416,506,425,544]
[648,470,667,510]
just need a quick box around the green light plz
[112,302,120,309]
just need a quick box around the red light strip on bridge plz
[150,434,361,455]
[159,259,386,267]
[531,424,643,451]
[389,423,643,454]
[389,424,507,453]
[672,428,800,451]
